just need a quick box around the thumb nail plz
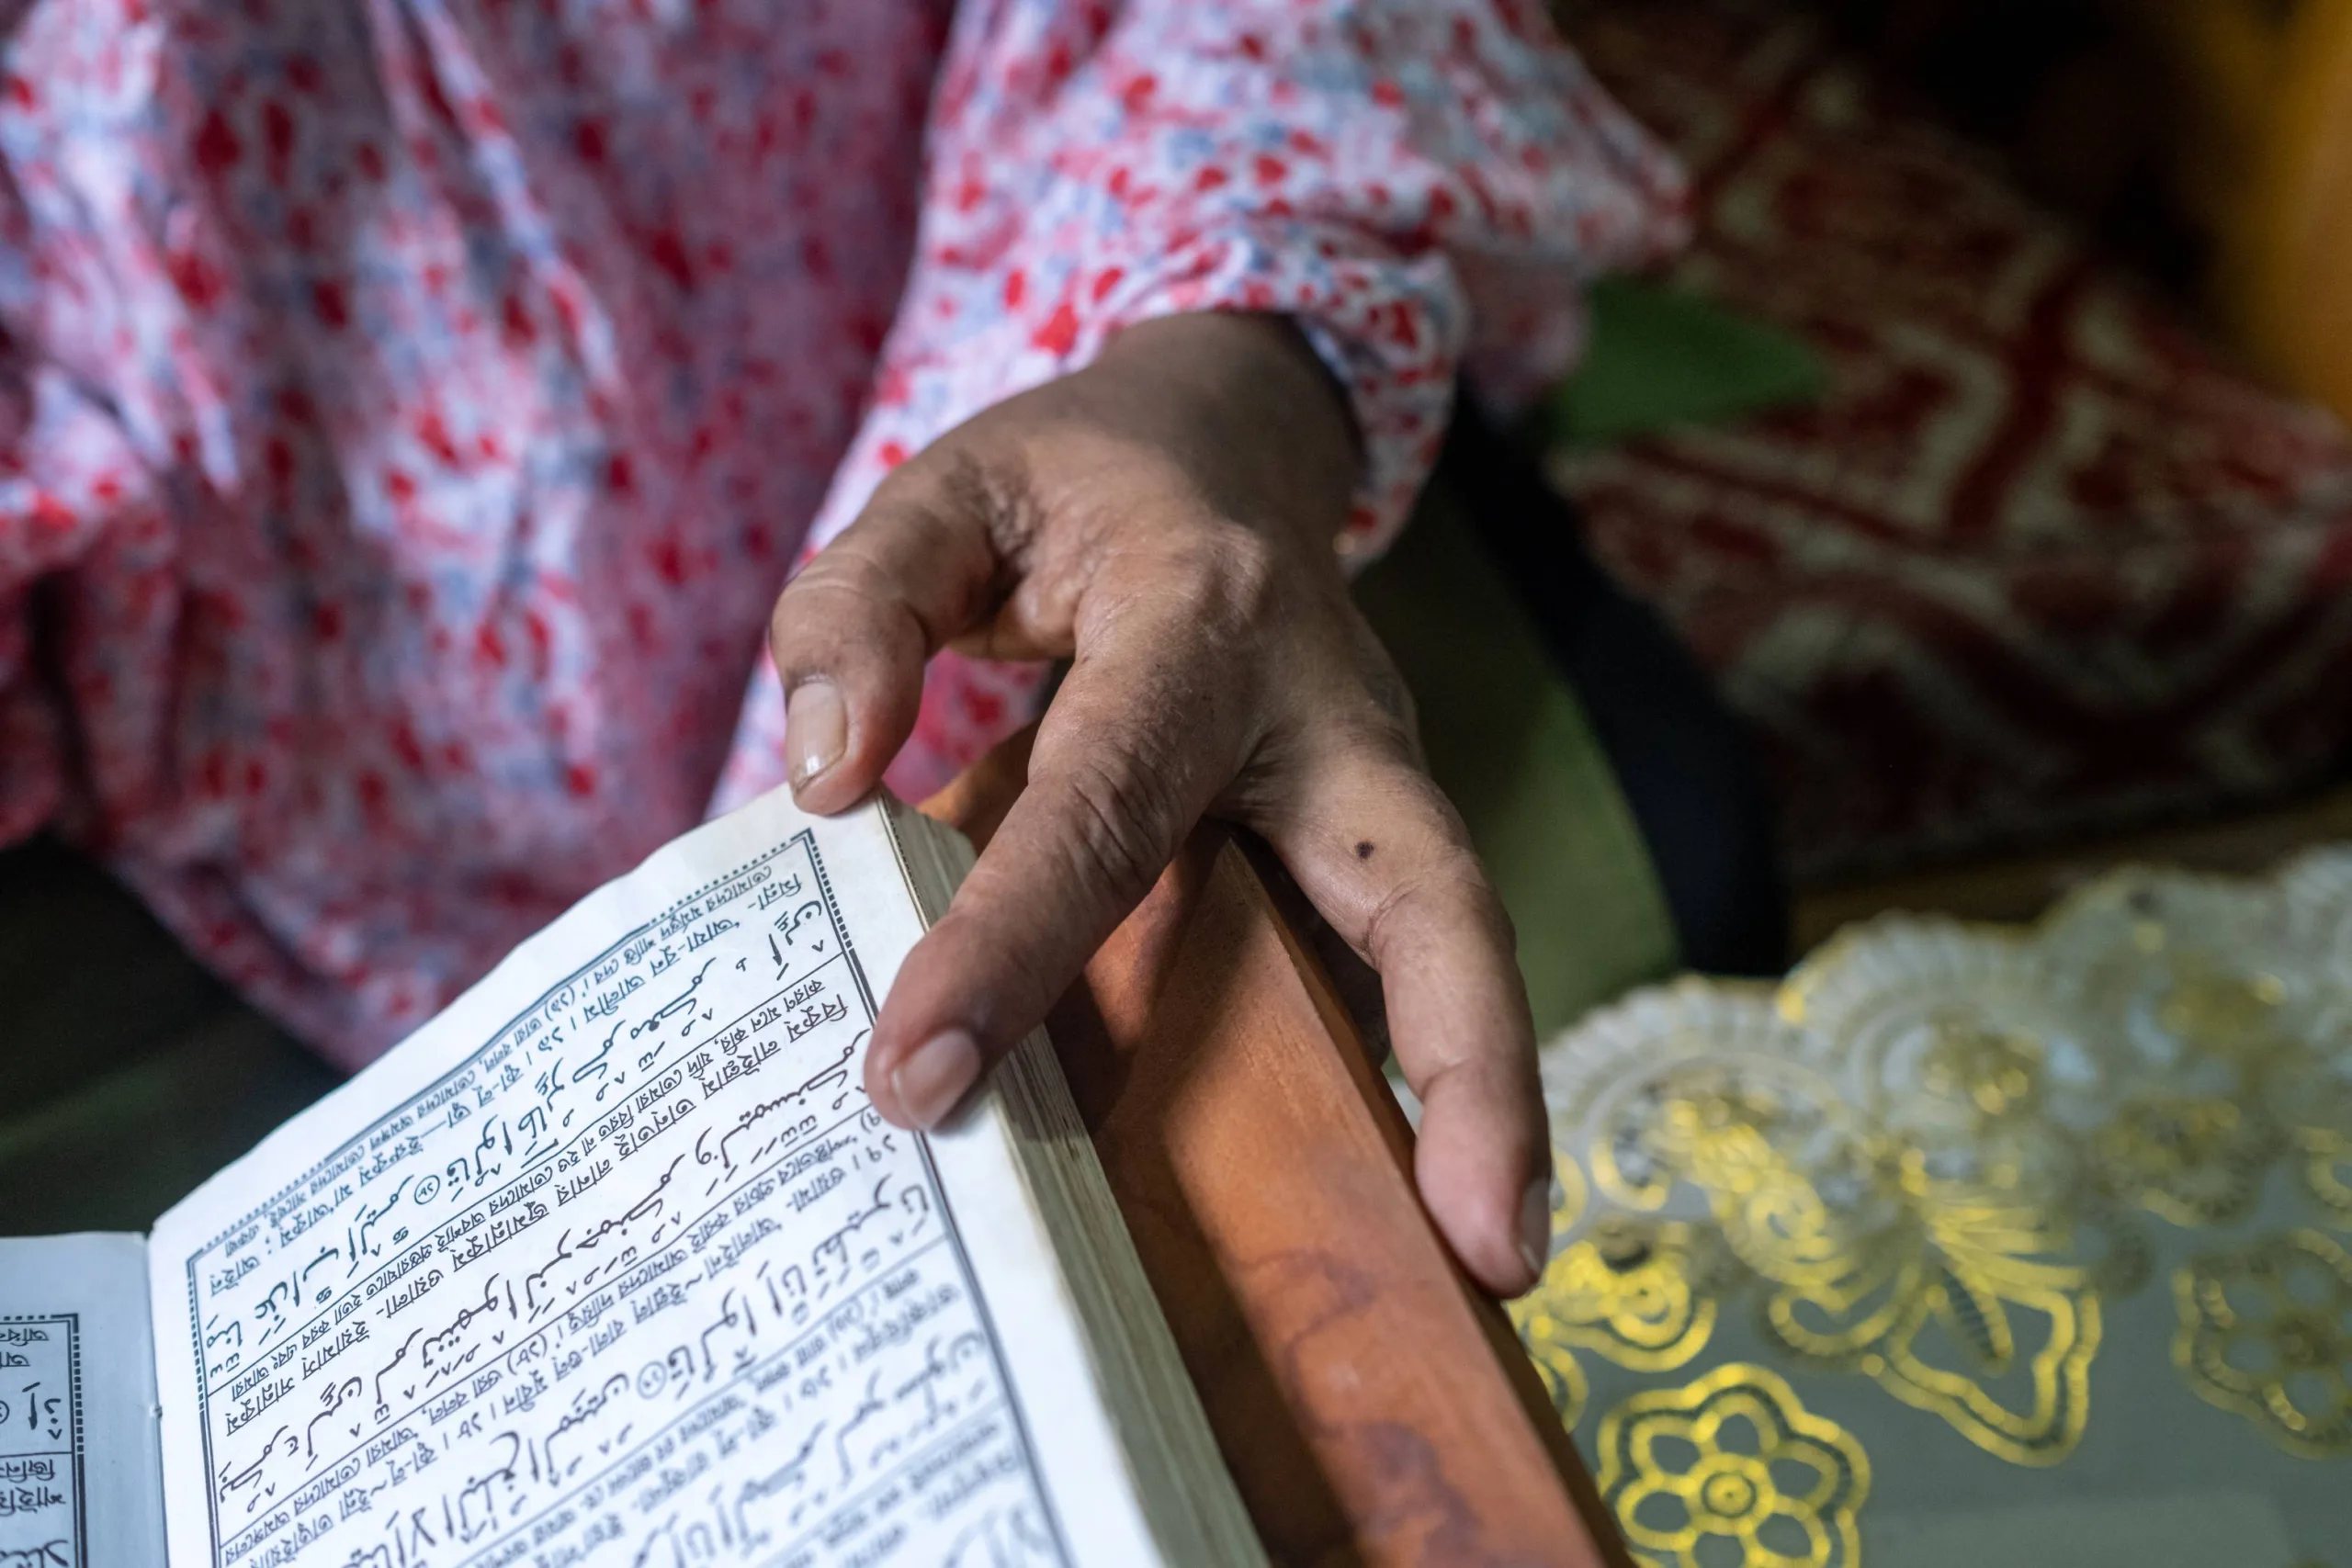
[785,679,847,792]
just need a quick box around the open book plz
[0,789,1261,1568]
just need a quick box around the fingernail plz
[785,679,846,791]
[892,1029,981,1126]
[1517,1173,1553,1283]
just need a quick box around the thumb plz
[768,455,1005,814]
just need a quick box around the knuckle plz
[933,906,1056,1018]
[929,446,1047,561]
[1362,843,1510,961]
[1047,751,1182,905]
[1209,520,1283,613]
[1152,517,1283,630]
[777,546,884,615]
[1351,623,1420,736]
[771,551,925,664]
[1325,707,1422,772]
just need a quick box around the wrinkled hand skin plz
[770,310,1550,1296]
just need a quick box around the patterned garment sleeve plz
[717,0,1688,806]
[0,6,184,854]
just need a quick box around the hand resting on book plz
[769,310,1551,1296]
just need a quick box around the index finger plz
[1250,741,1551,1296]
[862,604,1248,1128]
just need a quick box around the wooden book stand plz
[925,729,1626,1568]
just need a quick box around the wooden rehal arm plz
[924,726,1627,1568]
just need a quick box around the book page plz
[0,1234,167,1568]
[149,791,1168,1568]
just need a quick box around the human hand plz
[769,311,1549,1295]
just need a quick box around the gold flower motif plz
[2093,1091,2282,1227]
[2173,1228,2352,1457]
[1513,1156,1723,1426]
[1916,1012,2045,1122]
[1595,1363,1870,1568]
[2305,1139,2352,1228]
[1527,858,2352,1496]
[1547,980,2106,1464]
[2268,1033,2352,1228]
[2153,962,2291,1061]
[1520,1322,1590,1428]
[1515,1217,1721,1425]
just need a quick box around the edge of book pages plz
[880,795,1261,1567]
[44,784,1269,1568]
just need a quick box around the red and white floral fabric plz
[0,0,1684,1065]
[1559,0,2352,879]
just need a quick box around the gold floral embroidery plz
[1513,1155,1721,1426]
[1515,1216,1721,1424]
[2152,960,2290,1062]
[2173,1228,2352,1457]
[2043,883,2304,1228]
[1915,1013,2043,1120]
[1520,1322,1590,1429]
[2305,1138,2352,1228]
[1595,1363,1869,1568]
[2092,1092,2282,1228]
[1511,847,2352,1529]
[1545,976,2108,1463]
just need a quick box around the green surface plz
[1549,276,1826,447]
[1355,488,1680,1039]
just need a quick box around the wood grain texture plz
[924,728,1624,1568]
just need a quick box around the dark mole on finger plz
[1355,840,1374,860]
